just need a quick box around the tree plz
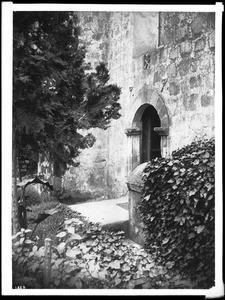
[13,11,121,233]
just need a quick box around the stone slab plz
[68,196,129,226]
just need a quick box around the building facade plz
[63,11,215,199]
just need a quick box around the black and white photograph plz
[1,2,223,297]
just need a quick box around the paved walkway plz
[68,195,129,227]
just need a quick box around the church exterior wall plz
[63,11,215,199]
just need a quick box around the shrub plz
[27,203,80,247]
[59,189,96,205]
[18,184,55,206]
[13,215,196,289]
[138,138,215,288]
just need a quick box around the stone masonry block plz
[153,71,161,83]
[180,41,192,54]
[206,73,215,89]
[208,31,215,49]
[180,78,189,95]
[195,38,206,52]
[201,94,212,107]
[169,81,180,96]
[178,24,188,41]
[191,15,204,36]
[188,93,198,111]
[189,75,201,89]
[167,62,177,78]
[190,59,198,72]
[158,47,166,63]
[178,60,189,77]
[189,76,197,89]
[169,46,180,60]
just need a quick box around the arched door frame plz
[125,87,170,174]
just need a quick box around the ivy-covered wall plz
[138,138,215,288]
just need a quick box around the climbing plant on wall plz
[138,138,215,288]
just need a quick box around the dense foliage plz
[139,138,215,288]
[12,11,121,233]
[13,11,121,174]
[12,205,197,289]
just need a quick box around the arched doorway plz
[125,89,169,173]
[141,105,161,163]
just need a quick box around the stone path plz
[68,195,129,230]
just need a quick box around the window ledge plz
[125,128,142,136]
[154,127,169,136]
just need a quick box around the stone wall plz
[63,12,133,198]
[132,12,215,152]
[63,11,215,199]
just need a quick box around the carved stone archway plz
[125,87,170,174]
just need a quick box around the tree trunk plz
[53,160,63,191]
[12,131,20,234]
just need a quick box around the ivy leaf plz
[109,260,122,269]
[167,179,174,183]
[12,231,22,240]
[189,190,197,196]
[144,195,151,201]
[24,239,32,244]
[31,262,39,273]
[67,233,84,242]
[103,255,112,262]
[166,261,175,269]
[98,270,106,280]
[20,237,25,244]
[69,276,83,288]
[202,152,210,159]
[32,245,38,252]
[79,244,89,254]
[83,253,95,260]
[195,225,205,234]
[123,274,131,281]
[121,263,130,272]
[146,262,155,269]
[36,246,45,257]
[174,216,181,222]
[188,232,195,239]
[109,270,117,278]
[66,248,81,259]
[88,261,100,278]
[162,237,170,245]
[193,159,200,165]
[65,264,74,274]
[114,277,122,286]
[56,231,67,238]
[57,242,66,253]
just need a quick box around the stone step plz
[68,196,129,232]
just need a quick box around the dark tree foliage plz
[13,11,121,174]
[12,11,121,233]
